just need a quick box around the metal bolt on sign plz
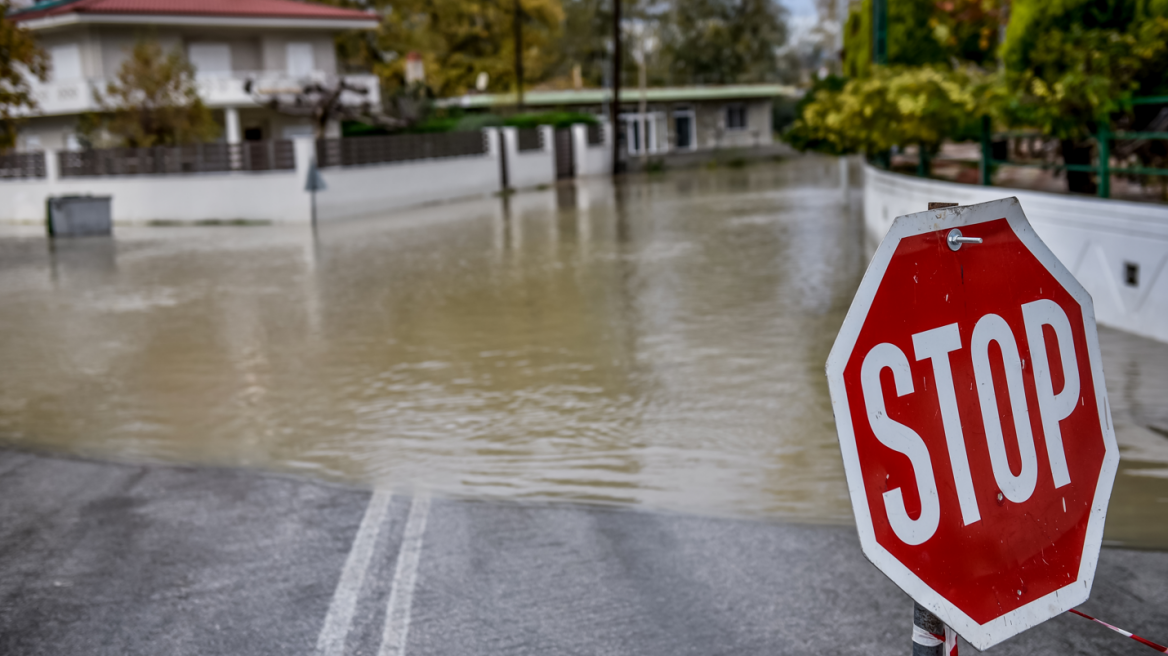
[929,203,984,251]
[945,229,982,252]
[827,198,1119,651]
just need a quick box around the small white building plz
[443,85,799,158]
[9,0,380,151]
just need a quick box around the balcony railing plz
[27,78,96,116]
[58,141,295,178]
[197,72,380,109]
[25,72,380,116]
[316,132,488,168]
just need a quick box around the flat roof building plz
[442,84,800,158]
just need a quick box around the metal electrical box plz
[47,196,112,237]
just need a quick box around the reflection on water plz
[0,159,1165,548]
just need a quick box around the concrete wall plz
[864,163,1168,343]
[572,122,611,178]
[0,128,578,225]
[315,130,502,221]
[2,144,309,224]
[503,126,556,190]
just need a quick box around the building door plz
[673,111,695,150]
[621,113,660,155]
[554,127,574,179]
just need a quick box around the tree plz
[245,77,395,138]
[0,0,48,150]
[365,0,564,98]
[990,19,1168,141]
[658,0,788,84]
[784,65,980,166]
[843,0,1001,78]
[90,39,218,148]
[554,0,613,87]
[991,0,1168,191]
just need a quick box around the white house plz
[443,85,799,157]
[9,0,380,151]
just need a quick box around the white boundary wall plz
[502,126,556,189]
[2,145,309,223]
[315,130,502,221]
[0,128,570,225]
[572,122,612,178]
[864,163,1168,343]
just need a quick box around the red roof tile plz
[13,0,377,23]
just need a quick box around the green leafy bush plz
[993,11,1168,141]
[784,66,981,157]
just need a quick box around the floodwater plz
[0,159,1166,548]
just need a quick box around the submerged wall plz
[0,124,617,226]
[863,164,1168,343]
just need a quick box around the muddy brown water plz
[1,159,1165,548]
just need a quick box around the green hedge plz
[343,110,599,137]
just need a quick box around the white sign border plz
[825,197,1119,650]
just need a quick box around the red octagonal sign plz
[826,198,1118,649]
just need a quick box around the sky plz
[781,0,819,21]
[781,0,827,49]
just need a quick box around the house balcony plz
[25,72,381,117]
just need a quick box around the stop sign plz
[826,198,1119,650]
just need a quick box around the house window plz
[725,104,747,131]
[286,42,315,77]
[49,44,82,81]
[189,43,232,79]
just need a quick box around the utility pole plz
[637,38,647,167]
[635,26,654,165]
[610,0,622,175]
[872,0,888,65]
[836,0,847,74]
[514,0,524,110]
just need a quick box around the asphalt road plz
[0,449,1164,656]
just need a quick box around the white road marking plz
[378,493,431,656]
[315,489,393,656]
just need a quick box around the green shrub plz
[784,66,981,156]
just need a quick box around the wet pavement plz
[0,448,1165,656]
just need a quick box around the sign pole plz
[305,157,326,228]
[610,0,622,176]
[913,601,948,656]
[908,202,961,656]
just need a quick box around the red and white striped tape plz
[1069,609,1168,653]
[911,624,958,655]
